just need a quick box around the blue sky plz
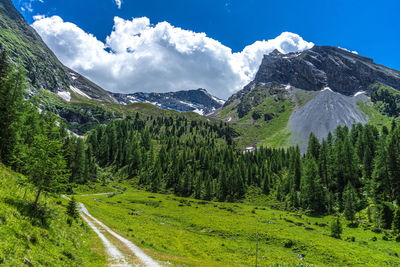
[12,0,400,97]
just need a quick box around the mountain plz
[111,88,225,115]
[216,46,400,151]
[0,0,116,103]
[254,46,400,95]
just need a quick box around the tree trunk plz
[34,187,42,208]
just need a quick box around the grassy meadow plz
[76,186,400,266]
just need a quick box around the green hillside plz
[0,164,106,266]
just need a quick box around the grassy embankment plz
[0,164,106,266]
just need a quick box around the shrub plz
[345,236,356,242]
[284,239,294,248]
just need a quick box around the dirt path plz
[63,194,161,266]
[79,203,161,267]
[79,206,130,266]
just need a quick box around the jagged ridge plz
[111,88,225,115]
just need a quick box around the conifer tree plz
[0,51,26,164]
[67,197,79,219]
[380,203,394,229]
[343,182,356,222]
[330,217,342,239]
[392,207,400,233]
[24,131,69,208]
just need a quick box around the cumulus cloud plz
[115,0,122,9]
[32,15,313,99]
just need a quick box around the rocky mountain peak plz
[254,45,400,96]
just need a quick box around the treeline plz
[0,51,96,207]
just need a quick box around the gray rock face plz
[254,46,400,96]
[111,89,225,115]
[288,88,368,153]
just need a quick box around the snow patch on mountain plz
[57,91,71,102]
[354,91,366,97]
[70,86,92,99]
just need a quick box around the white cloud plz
[115,0,122,9]
[19,0,44,13]
[32,16,313,99]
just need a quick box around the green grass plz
[76,187,400,266]
[357,99,392,129]
[0,164,106,266]
[231,99,294,149]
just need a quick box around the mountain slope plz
[111,88,225,115]
[0,0,115,103]
[216,46,400,150]
[288,88,368,152]
[0,164,106,265]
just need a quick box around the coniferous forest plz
[85,111,400,227]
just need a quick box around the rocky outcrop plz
[254,46,400,96]
[111,89,224,115]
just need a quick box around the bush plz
[372,227,382,233]
[284,239,294,248]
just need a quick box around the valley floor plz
[75,186,400,267]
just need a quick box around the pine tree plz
[300,156,326,213]
[306,133,320,160]
[372,138,390,203]
[380,203,394,229]
[330,217,342,239]
[73,138,86,183]
[24,132,69,208]
[343,182,356,222]
[67,197,79,219]
[0,51,26,164]
[392,207,400,233]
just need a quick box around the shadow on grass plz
[3,197,54,228]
